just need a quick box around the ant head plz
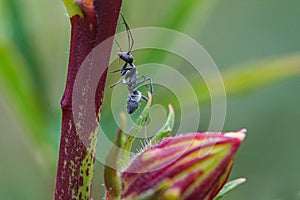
[118,51,134,64]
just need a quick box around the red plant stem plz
[55,1,122,199]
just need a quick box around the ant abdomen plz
[127,90,142,114]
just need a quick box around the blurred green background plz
[0,0,299,199]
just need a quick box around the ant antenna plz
[120,13,134,53]
[110,39,121,74]
[114,38,123,51]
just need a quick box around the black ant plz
[110,14,153,114]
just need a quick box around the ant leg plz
[141,95,148,102]
[109,79,127,88]
[130,76,153,94]
[149,78,153,94]
[128,79,146,91]
[141,95,150,125]
[120,63,128,76]
[110,63,128,74]
[121,62,128,70]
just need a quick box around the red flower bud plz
[121,130,246,200]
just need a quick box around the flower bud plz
[121,130,246,200]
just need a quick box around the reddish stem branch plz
[55,1,122,199]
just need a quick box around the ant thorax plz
[118,51,134,64]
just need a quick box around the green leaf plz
[160,54,300,105]
[160,0,206,30]
[121,92,152,167]
[214,178,246,200]
[223,54,300,98]
[150,104,175,145]
[0,41,52,150]
[219,54,300,101]
[62,0,83,17]
[133,0,221,67]
[104,113,126,200]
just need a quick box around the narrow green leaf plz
[62,0,83,17]
[121,92,152,166]
[158,54,300,106]
[150,104,175,145]
[104,113,126,200]
[131,0,220,66]
[161,0,206,30]
[223,54,300,98]
[214,178,246,200]
[136,92,153,127]
[161,0,221,34]
[0,42,52,153]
